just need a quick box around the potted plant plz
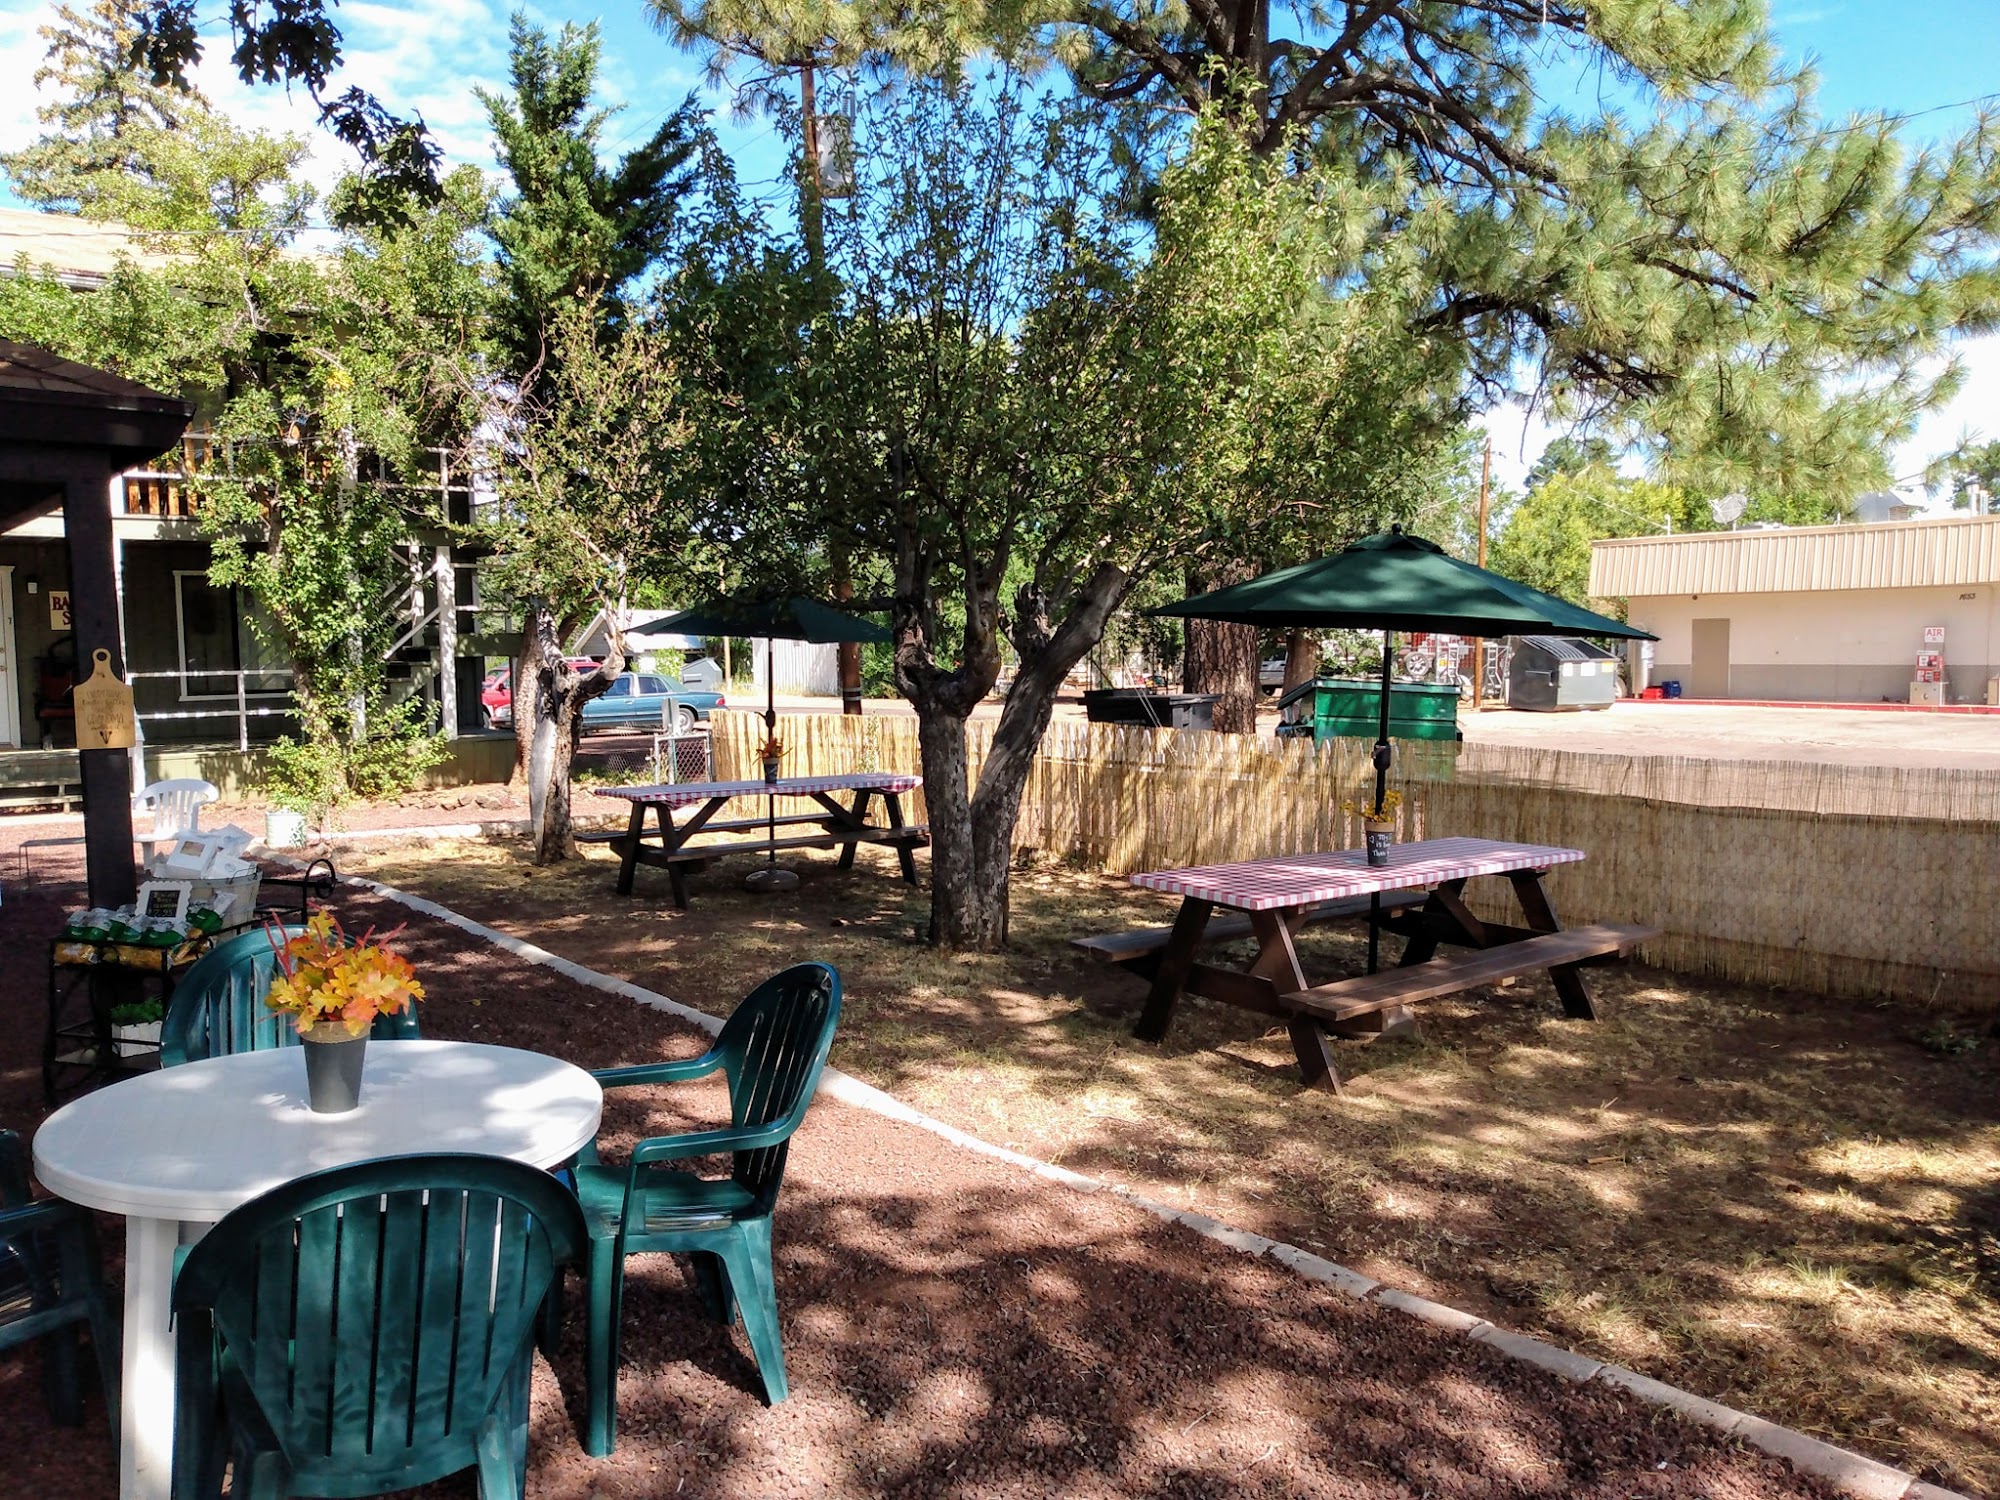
[1342,787,1405,867]
[263,911,424,1113]
[109,997,164,1057]
[261,735,345,848]
[759,731,785,784]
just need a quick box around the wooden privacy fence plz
[713,711,2000,1007]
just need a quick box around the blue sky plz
[0,1,1994,491]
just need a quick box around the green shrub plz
[263,696,448,824]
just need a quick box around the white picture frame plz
[135,879,193,925]
[154,834,225,878]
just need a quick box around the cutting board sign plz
[73,649,137,749]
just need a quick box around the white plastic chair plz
[133,778,220,860]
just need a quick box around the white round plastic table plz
[33,1039,603,1500]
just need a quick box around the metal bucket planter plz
[1363,818,1396,868]
[301,1025,367,1113]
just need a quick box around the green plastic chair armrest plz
[629,1121,792,1168]
[591,1053,724,1089]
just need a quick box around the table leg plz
[660,804,691,910]
[1134,898,1213,1043]
[1400,878,1472,967]
[1288,1016,1343,1094]
[613,801,647,896]
[882,792,919,885]
[120,1216,181,1500]
[1247,909,1309,994]
[835,790,872,870]
[1508,869,1597,1019]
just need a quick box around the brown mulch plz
[0,841,1846,1499]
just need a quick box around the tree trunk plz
[906,564,1129,952]
[521,596,620,864]
[1182,564,1260,733]
[1280,628,1320,696]
[914,707,1002,948]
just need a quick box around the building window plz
[172,571,290,699]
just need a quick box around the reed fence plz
[714,710,2000,1007]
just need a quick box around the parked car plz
[486,659,630,728]
[579,673,727,734]
[480,667,511,726]
[1259,657,1287,693]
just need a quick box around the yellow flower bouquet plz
[1340,787,1404,824]
[265,910,425,1039]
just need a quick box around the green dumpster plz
[1275,676,1461,743]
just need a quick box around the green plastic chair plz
[159,925,420,1067]
[170,1153,587,1500]
[574,962,842,1455]
[0,1129,119,1434]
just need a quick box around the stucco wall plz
[1627,584,2000,702]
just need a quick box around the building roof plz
[0,206,181,287]
[0,341,192,527]
[1589,513,2000,598]
[0,340,188,413]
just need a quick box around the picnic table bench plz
[596,774,927,908]
[1078,836,1658,1092]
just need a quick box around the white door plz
[0,567,18,747]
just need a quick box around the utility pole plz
[1471,435,1491,710]
[799,62,864,715]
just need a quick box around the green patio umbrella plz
[1157,527,1655,969]
[630,596,891,889]
[630,595,891,733]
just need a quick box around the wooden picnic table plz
[1077,836,1659,1092]
[596,773,927,908]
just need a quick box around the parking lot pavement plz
[1458,699,2000,771]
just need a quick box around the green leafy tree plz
[0,0,205,215]
[482,305,710,861]
[479,13,705,376]
[1489,466,1709,605]
[0,76,492,811]
[683,1,2000,519]
[124,0,441,222]
[673,79,1449,948]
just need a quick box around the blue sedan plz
[579,673,727,734]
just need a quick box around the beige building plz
[1589,514,2000,704]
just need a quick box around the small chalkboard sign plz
[135,880,192,924]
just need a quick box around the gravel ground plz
[0,843,1847,1499]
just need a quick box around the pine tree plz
[1,0,205,215]
[479,13,706,377]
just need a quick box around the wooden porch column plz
[61,454,137,909]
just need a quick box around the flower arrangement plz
[264,910,424,1038]
[1340,787,1404,823]
[758,732,786,763]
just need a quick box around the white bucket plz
[265,809,308,849]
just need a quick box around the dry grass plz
[345,834,2000,1494]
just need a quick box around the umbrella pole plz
[766,639,777,867]
[1368,629,1393,976]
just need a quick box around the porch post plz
[433,543,458,737]
[60,453,136,909]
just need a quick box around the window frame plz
[171,570,295,703]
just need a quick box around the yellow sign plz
[48,589,71,630]
[72,649,136,750]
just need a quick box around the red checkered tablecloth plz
[596,772,922,811]
[1130,836,1584,913]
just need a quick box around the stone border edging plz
[299,859,1970,1500]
